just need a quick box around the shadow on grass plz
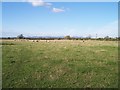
[1,42,16,45]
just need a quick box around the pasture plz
[2,39,118,88]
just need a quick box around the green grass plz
[2,40,118,88]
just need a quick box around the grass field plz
[2,40,118,88]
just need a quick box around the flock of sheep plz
[13,39,58,43]
[13,39,85,43]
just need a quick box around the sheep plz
[46,40,50,43]
[14,39,16,41]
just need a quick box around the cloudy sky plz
[1,0,118,38]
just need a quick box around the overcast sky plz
[1,1,118,38]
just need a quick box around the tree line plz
[1,34,120,41]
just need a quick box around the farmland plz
[2,39,118,88]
